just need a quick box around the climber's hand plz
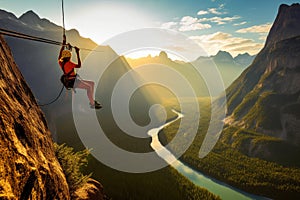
[75,46,80,53]
[63,35,66,45]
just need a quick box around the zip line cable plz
[0,28,103,52]
[0,28,61,45]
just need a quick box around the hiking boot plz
[94,100,102,106]
[90,101,102,109]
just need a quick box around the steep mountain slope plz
[221,3,300,162]
[0,35,70,199]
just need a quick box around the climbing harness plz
[60,61,77,90]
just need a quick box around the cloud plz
[208,8,222,15]
[209,32,231,40]
[189,32,264,56]
[161,21,178,29]
[160,16,211,32]
[180,16,199,25]
[199,16,240,25]
[179,16,211,31]
[197,10,209,15]
[236,23,272,33]
[179,23,211,32]
[160,17,212,32]
[197,4,226,16]
[259,34,268,41]
[233,21,247,26]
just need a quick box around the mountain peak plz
[0,9,17,20]
[236,52,250,57]
[159,51,170,60]
[234,53,255,67]
[19,10,40,21]
[213,51,233,62]
[265,3,300,46]
[215,50,233,58]
[18,10,61,31]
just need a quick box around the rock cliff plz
[218,4,300,163]
[0,35,70,199]
[266,3,300,46]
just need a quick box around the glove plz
[75,46,80,52]
[63,35,66,45]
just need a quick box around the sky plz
[0,0,299,58]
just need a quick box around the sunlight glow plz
[66,2,156,44]
[125,49,185,61]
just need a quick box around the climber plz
[58,35,102,109]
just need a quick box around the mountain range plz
[196,50,255,87]
[126,50,255,99]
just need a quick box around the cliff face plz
[225,4,300,139]
[265,3,300,46]
[219,4,300,163]
[0,35,70,199]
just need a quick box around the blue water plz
[148,110,270,200]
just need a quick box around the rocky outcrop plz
[0,35,70,198]
[266,3,300,46]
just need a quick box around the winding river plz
[148,110,269,200]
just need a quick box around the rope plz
[37,84,65,107]
[62,0,66,36]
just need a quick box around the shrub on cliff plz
[54,143,91,197]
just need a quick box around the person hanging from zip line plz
[58,35,102,109]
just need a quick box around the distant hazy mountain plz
[127,50,254,95]
[127,52,210,98]
[197,50,255,67]
[217,3,300,165]
[233,52,255,67]
[212,50,234,63]
[197,50,254,88]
